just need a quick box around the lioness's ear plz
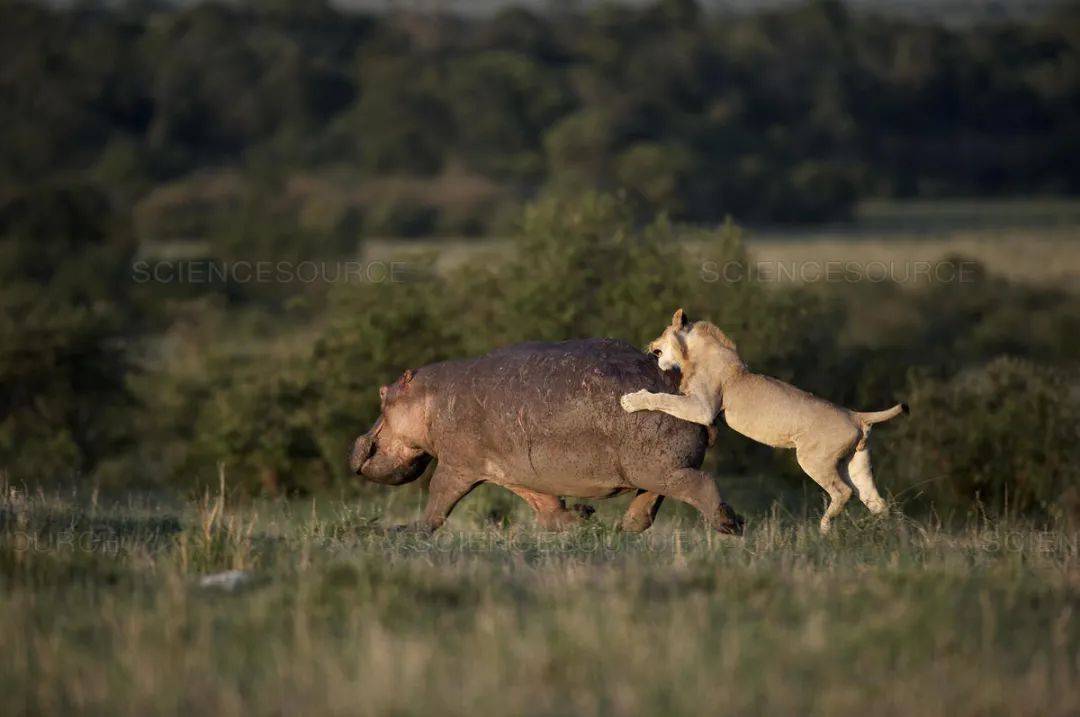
[672,308,689,330]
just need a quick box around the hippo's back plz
[422,339,708,497]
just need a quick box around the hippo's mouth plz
[361,452,433,485]
[398,454,433,482]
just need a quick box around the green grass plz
[1,484,1077,716]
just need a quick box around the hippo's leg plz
[417,463,480,531]
[635,468,744,535]
[620,490,665,533]
[506,486,593,530]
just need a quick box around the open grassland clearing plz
[2,485,1077,716]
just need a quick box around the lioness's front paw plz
[620,390,649,413]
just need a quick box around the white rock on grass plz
[198,570,254,591]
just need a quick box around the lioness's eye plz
[651,348,662,357]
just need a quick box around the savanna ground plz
[2,476,1078,716]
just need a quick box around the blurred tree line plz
[1,0,1078,523]
[1,0,1078,234]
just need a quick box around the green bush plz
[362,198,438,238]
[0,184,138,484]
[0,286,133,483]
[879,358,1080,521]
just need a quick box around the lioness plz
[620,309,907,533]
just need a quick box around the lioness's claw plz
[620,393,644,412]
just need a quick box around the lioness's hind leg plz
[796,449,853,534]
[845,448,887,515]
[620,490,664,533]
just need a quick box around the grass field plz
[3,482,1077,716]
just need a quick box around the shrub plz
[362,198,439,238]
[879,358,1080,522]
[0,287,133,483]
[0,185,138,484]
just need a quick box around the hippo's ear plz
[379,385,389,402]
[672,308,689,330]
[401,369,414,384]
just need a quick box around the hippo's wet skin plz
[350,339,743,533]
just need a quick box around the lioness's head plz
[646,308,739,373]
[647,308,692,372]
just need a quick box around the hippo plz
[349,338,743,534]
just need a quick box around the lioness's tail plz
[856,403,909,426]
[853,403,908,450]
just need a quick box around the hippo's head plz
[349,369,433,485]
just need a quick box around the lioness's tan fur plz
[621,309,907,533]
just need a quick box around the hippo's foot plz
[620,516,651,533]
[536,504,593,531]
[635,469,743,538]
[619,490,665,533]
[711,502,745,537]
